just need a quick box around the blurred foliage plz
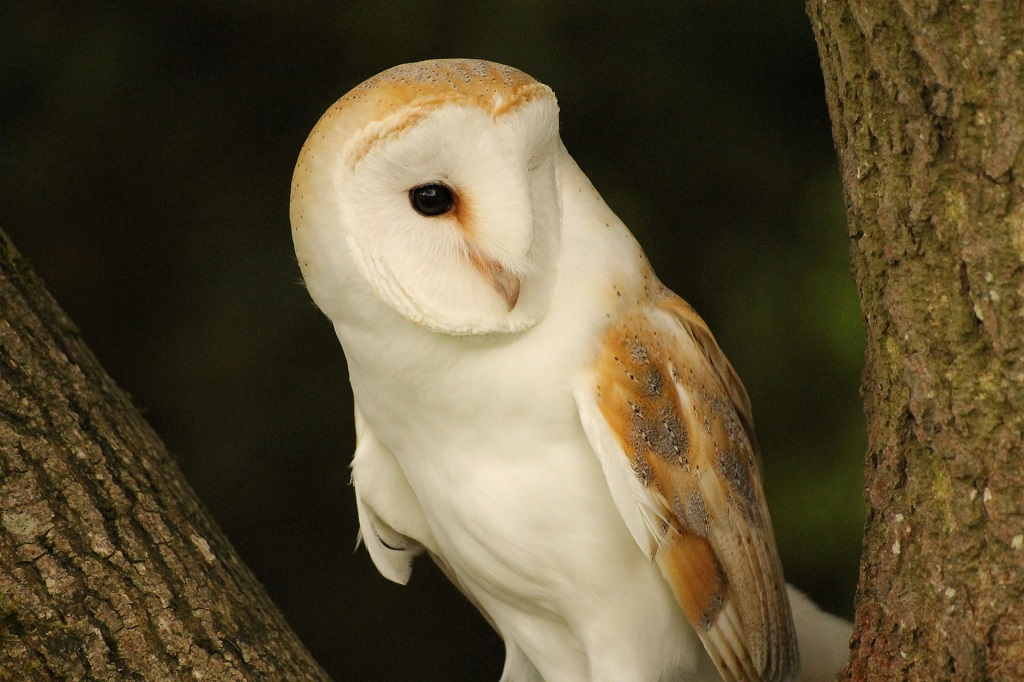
[1,1,863,679]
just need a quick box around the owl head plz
[291,59,563,336]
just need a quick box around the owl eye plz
[409,183,455,217]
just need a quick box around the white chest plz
[350,364,705,682]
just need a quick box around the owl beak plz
[469,248,521,311]
[489,264,521,311]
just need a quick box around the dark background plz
[2,2,864,679]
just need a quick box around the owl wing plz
[351,404,426,584]
[352,408,503,633]
[574,293,799,682]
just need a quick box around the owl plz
[291,59,851,682]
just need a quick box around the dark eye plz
[409,183,455,217]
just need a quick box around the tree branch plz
[0,227,330,680]
[808,1,1024,679]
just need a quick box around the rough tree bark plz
[808,1,1024,680]
[0,228,330,680]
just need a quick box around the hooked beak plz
[469,248,521,311]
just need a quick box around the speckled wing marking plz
[574,290,799,682]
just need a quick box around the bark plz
[0,228,330,680]
[807,1,1024,680]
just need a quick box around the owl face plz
[291,60,563,335]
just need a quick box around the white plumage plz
[291,59,851,682]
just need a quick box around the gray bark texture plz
[807,1,1024,680]
[0,228,330,680]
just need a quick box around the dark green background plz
[2,2,863,679]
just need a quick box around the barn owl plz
[291,59,851,682]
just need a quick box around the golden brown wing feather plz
[582,288,798,682]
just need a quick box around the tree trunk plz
[0,228,329,680]
[807,1,1024,680]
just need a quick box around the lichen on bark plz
[808,0,1024,679]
